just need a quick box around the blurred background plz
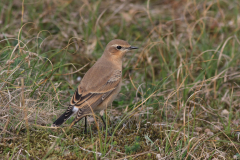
[0,0,240,159]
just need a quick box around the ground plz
[0,0,240,159]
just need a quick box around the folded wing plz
[70,69,122,113]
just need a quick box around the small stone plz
[196,127,203,132]
[77,76,81,81]
[236,132,240,141]
[221,109,229,116]
[156,154,161,159]
[54,146,60,152]
[64,150,71,156]
[215,137,220,141]
[193,132,199,136]
[232,120,239,126]
[207,131,214,136]
[100,110,104,116]
[204,128,211,133]
[214,125,223,131]
[87,117,95,123]
[233,154,239,159]
[221,152,226,157]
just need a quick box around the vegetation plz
[0,0,240,159]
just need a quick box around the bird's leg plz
[100,110,112,135]
[100,110,107,129]
[105,109,112,129]
[100,115,106,129]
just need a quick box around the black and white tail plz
[52,106,75,127]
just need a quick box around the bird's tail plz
[52,106,74,127]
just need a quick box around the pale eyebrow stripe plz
[111,44,129,48]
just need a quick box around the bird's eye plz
[116,46,122,50]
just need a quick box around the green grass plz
[1,0,240,159]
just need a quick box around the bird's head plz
[103,39,138,60]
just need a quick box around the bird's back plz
[79,57,121,93]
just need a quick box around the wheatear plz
[53,39,137,130]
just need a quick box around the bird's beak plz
[128,46,138,50]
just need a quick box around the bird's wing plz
[70,67,121,111]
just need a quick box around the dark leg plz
[100,115,106,128]
[100,115,112,135]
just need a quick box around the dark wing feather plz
[52,105,74,126]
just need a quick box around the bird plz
[52,39,138,131]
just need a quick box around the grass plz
[1,0,240,159]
